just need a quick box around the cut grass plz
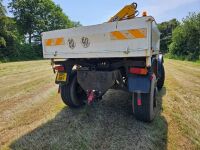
[0,59,199,150]
[163,59,200,149]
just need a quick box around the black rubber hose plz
[132,2,137,9]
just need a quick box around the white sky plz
[3,0,200,25]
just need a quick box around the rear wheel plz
[60,73,86,108]
[157,63,165,90]
[132,74,158,122]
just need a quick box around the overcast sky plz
[3,0,200,25]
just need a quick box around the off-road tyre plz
[133,74,158,122]
[157,63,165,90]
[60,73,86,108]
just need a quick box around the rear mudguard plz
[128,74,151,93]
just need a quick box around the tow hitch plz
[87,90,95,104]
[87,90,102,105]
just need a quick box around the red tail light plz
[54,66,64,71]
[129,67,148,75]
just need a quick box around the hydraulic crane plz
[108,2,138,22]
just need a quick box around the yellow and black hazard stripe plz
[110,28,147,40]
[44,28,146,46]
[45,37,64,46]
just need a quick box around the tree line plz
[0,0,199,62]
[158,12,200,61]
[0,0,80,61]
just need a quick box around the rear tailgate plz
[42,16,156,59]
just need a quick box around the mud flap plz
[128,75,151,93]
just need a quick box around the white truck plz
[42,3,165,122]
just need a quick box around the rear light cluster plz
[54,65,65,71]
[129,67,148,75]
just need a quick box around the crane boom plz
[108,2,138,22]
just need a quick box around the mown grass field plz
[0,59,200,150]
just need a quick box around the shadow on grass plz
[10,87,167,150]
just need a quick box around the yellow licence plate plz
[56,73,67,82]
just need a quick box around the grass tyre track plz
[0,59,199,150]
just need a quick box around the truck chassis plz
[52,55,164,122]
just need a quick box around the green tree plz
[158,19,180,53]
[0,0,6,16]
[0,16,23,58]
[0,0,6,47]
[9,0,78,44]
[169,12,200,60]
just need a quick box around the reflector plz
[54,66,64,71]
[137,98,142,106]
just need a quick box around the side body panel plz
[42,16,160,61]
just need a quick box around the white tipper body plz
[42,16,160,66]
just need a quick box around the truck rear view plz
[42,2,165,122]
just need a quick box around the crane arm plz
[108,2,138,22]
